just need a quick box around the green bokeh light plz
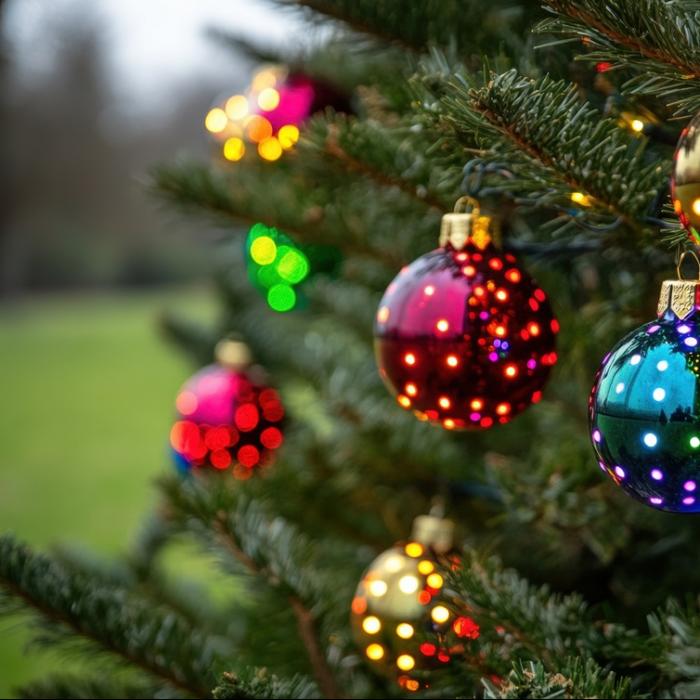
[267,284,296,312]
[277,249,310,284]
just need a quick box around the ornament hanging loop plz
[440,196,495,251]
[676,249,700,281]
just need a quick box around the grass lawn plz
[0,287,216,696]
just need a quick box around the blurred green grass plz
[0,288,215,695]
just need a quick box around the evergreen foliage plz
[5,1,700,697]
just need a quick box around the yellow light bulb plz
[570,191,591,207]
[398,575,419,594]
[258,137,283,162]
[366,643,385,661]
[396,622,414,639]
[377,306,390,323]
[384,555,403,573]
[368,580,387,597]
[251,68,278,92]
[405,542,423,558]
[431,605,450,624]
[278,124,300,149]
[362,616,381,634]
[417,560,434,575]
[693,198,700,216]
[250,236,277,265]
[223,137,245,162]
[397,654,415,671]
[257,87,280,111]
[205,107,228,133]
[631,118,645,132]
[426,573,444,589]
[225,95,249,121]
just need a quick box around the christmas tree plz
[7,1,700,697]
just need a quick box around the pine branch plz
[276,0,539,57]
[17,675,162,700]
[483,658,635,699]
[538,0,700,117]
[212,670,318,699]
[0,536,223,698]
[422,66,668,231]
[159,478,350,700]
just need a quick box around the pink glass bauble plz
[171,364,284,477]
[374,242,558,430]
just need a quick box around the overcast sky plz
[5,0,309,112]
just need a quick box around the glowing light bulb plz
[431,605,450,624]
[496,402,511,416]
[397,395,412,408]
[276,248,309,283]
[396,623,414,639]
[368,580,387,597]
[438,396,451,409]
[417,560,434,574]
[691,436,700,449]
[426,573,443,589]
[257,87,280,111]
[205,107,228,133]
[652,387,666,402]
[278,124,300,149]
[405,542,423,557]
[377,306,390,323]
[246,115,273,143]
[396,654,415,671]
[470,399,483,411]
[403,353,417,366]
[366,643,385,661]
[446,354,459,367]
[384,555,403,572]
[258,137,283,161]
[405,383,417,397]
[570,191,592,206]
[362,616,381,634]
[436,319,449,332]
[250,236,277,265]
[267,284,296,312]
[223,136,245,161]
[424,285,435,296]
[225,95,249,120]
[631,118,645,132]
[398,575,419,594]
[643,432,658,448]
[504,364,518,378]
[693,198,700,216]
[495,289,508,301]
[251,68,278,92]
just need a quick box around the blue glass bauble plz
[590,307,700,512]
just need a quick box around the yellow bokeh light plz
[397,394,411,408]
[225,95,249,121]
[396,622,414,639]
[258,87,280,111]
[278,124,300,149]
[368,580,388,597]
[426,573,444,589]
[377,306,390,323]
[246,115,273,143]
[406,679,420,692]
[405,542,423,558]
[251,68,278,92]
[417,560,434,575]
[223,137,245,162]
[431,605,450,624]
[693,198,700,216]
[205,107,228,133]
[250,236,277,265]
[397,654,415,671]
[362,616,381,634]
[570,191,592,207]
[631,118,645,132]
[366,643,385,661]
[258,137,283,162]
[398,575,419,594]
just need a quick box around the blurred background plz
[0,0,305,691]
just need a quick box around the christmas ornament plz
[589,252,700,512]
[170,339,285,479]
[204,64,351,163]
[374,197,558,430]
[672,112,700,245]
[351,515,479,692]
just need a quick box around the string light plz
[205,107,228,133]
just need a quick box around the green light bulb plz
[267,284,296,312]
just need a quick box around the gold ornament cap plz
[410,515,454,554]
[439,196,497,251]
[657,251,700,320]
[215,338,252,369]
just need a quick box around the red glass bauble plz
[170,364,285,478]
[374,242,558,429]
